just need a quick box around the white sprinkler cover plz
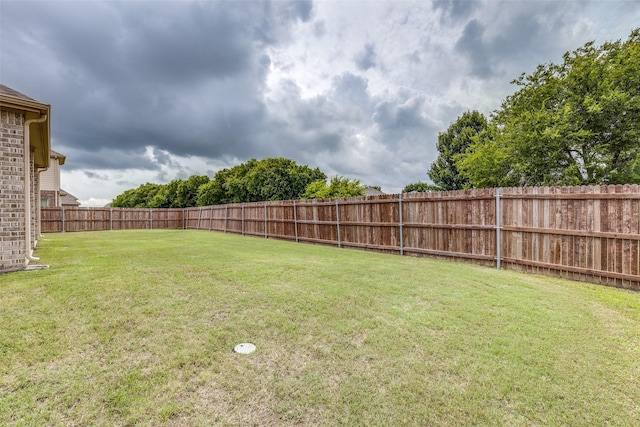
[233,343,256,354]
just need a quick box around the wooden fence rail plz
[40,184,640,290]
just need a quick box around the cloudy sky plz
[2,0,638,206]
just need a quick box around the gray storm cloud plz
[1,0,636,204]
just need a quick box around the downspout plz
[36,166,47,238]
[23,114,48,264]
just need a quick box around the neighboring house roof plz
[50,149,67,166]
[365,187,385,196]
[0,84,51,168]
[59,189,80,207]
[0,84,37,101]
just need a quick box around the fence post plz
[224,205,228,233]
[242,203,245,235]
[182,208,186,230]
[293,200,299,242]
[264,202,268,238]
[209,206,213,231]
[399,193,404,256]
[110,208,113,230]
[150,208,153,230]
[496,188,501,269]
[61,207,65,233]
[197,207,203,230]
[335,199,341,248]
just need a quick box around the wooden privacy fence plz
[41,184,640,290]
[41,207,184,232]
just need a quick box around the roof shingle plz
[0,84,37,102]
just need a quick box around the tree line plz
[407,28,640,191]
[111,157,367,208]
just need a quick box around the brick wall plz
[0,109,26,272]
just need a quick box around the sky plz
[2,0,639,206]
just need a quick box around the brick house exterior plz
[0,84,51,272]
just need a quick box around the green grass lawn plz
[1,230,639,426]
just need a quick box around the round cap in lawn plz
[233,343,256,354]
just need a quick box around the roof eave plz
[50,150,67,165]
[0,94,51,169]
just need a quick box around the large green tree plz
[196,168,235,206]
[114,177,210,209]
[453,124,518,188]
[196,158,326,205]
[113,158,328,208]
[402,182,438,193]
[428,110,488,190]
[243,158,326,201]
[148,179,182,208]
[111,183,164,208]
[457,28,640,187]
[301,176,365,199]
[175,175,209,207]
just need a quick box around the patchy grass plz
[1,230,639,426]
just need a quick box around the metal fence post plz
[293,200,299,242]
[335,199,341,248]
[496,188,501,269]
[399,193,404,256]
